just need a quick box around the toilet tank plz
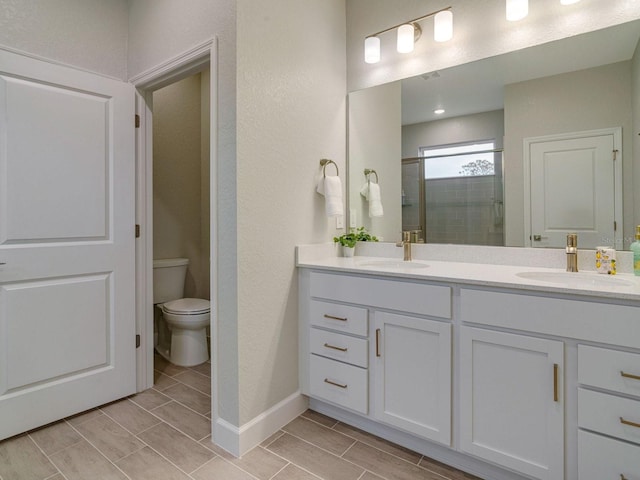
[153,258,189,304]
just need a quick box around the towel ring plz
[364,168,379,183]
[320,159,339,178]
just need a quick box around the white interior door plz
[0,49,136,440]
[526,130,620,248]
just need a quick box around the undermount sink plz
[516,271,634,288]
[356,259,429,270]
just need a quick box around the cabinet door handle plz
[324,378,347,389]
[375,328,381,357]
[621,370,640,381]
[324,314,348,322]
[323,343,347,352]
[620,417,640,429]
[553,364,559,402]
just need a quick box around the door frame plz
[523,127,622,247]
[129,39,217,397]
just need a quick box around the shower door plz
[0,49,136,440]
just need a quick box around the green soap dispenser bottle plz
[632,225,640,276]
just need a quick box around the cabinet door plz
[460,327,564,480]
[373,312,451,444]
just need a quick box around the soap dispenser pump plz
[631,226,640,276]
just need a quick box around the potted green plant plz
[334,227,378,257]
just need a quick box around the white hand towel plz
[367,182,384,217]
[360,182,370,199]
[317,176,343,217]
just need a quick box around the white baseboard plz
[212,391,308,457]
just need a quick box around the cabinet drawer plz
[578,388,640,445]
[309,354,368,414]
[460,289,640,348]
[310,328,368,368]
[310,300,368,337]
[578,430,640,480]
[310,272,451,319]
[578,345,640,397]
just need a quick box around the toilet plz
[153,258,210,367]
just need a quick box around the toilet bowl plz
[153,258,211,367]
[156,298,210,367]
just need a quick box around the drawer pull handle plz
[324,314,348,322]
[621,370,640,381]
[324,378,347,389]
[553,364,559,402]
[620,417,640,429]
[323,343,348,352]
[376,328,381,357]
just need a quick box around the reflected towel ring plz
[364,168,379,183]
[320,159,339,178]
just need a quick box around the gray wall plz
[504,61,633,247]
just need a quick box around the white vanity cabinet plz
[373,310,451,445]
[298,260,640,480]
[300,270,452,443]
[459,326,564,480]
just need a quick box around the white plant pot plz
[342,246,355,257]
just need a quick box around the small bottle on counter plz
[631,225,640,276]
[595,246,616,275]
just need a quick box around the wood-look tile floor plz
[0,355,482,480]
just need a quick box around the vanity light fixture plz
[364,6,452,64]
[506,0,528,21]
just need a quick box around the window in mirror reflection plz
[402,140,504,246]
[421,142,495,179]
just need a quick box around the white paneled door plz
[0,49,136,440]
[526,129,621,249]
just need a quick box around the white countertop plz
[296,250,640,301]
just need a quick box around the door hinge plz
[135,114,140,128]
[613,149,618,161]
[135,334,141,348]
[135,224,140,238]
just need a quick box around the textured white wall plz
[0,0,128,79]
[236,0,346,424]
[346,0,640,92]
[504,62,632,247]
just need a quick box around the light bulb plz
[506,0,528,21]
[364,36,380,64]
[434,10,453,42]
[434,108,445,115]
[560,0,580,4]
[397,24,415,53]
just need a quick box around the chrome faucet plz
[566,233,578,272]
[396,231,412,261]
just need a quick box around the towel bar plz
[320,159,339,178]
[364,168,379,183]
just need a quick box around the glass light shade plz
[560,0,580,4]
[364,36,380,64]
[434,11,453,42]
[506,0,528,21]
[397,24,415,53]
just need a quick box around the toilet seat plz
[163,298,210,315]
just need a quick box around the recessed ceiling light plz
[434,108,445,115]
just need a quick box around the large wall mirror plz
[348,20,640,250]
